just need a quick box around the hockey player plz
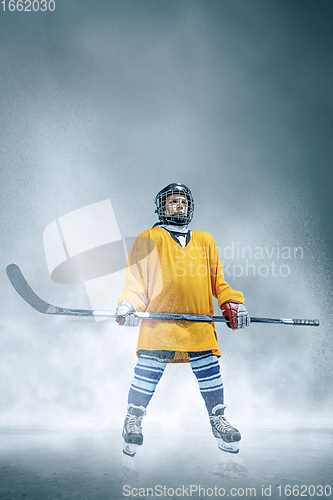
[116,183,250,458]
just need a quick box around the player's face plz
[165,193,188,216]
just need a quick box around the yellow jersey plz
[118,226,245,358]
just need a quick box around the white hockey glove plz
[116,301,140,327]
[221,300,250,330]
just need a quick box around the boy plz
[116,183,250,457]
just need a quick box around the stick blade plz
[6,264,51,314]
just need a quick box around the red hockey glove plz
[116,301,139,327]
[221,300,250,330]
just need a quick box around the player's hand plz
[115,301,139,327]
[221,300,250,329]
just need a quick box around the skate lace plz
[126,414,143,434]
[211,415,235,433]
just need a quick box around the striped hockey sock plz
[127,354,168,407]
[189,352,224,413]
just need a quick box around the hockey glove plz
[116,301,140,327]
[221,300,250,329]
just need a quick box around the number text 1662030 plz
[1,0,55,11]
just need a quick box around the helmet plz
[154,183,194,225]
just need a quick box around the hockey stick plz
[5,264,320,326]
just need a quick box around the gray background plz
[0,0,332,436]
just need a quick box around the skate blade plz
[123,441,139,457]
[216,438,239,454]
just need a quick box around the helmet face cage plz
[154,184,194,225]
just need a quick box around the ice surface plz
[0,425,331,500]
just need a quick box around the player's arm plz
[209,236,250,330]
[116,234,150,320]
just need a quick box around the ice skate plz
[122,404,146,457]
[209,404,241,454]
